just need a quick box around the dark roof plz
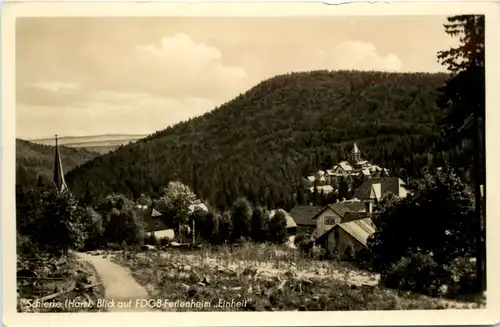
[326,201,366,218]
[289,205,324,226]
[353,177,403,201]
[145,217,169,232]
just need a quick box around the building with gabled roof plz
[353,177,408,202]
[144,207,176,240]
[289,205,324,234]
[310,199,376,259]
[307,143,389,187]
[313,217,376,258]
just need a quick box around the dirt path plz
[75,252,155,312]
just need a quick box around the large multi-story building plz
[307,143,389,190]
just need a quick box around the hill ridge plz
[63,70,454,210]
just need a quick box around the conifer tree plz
[437,15,485,291]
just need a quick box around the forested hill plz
[66,70,453,210]
[16,139,100,191]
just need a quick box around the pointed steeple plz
[352,143,359,154]
[53,134,68,192]
[349,143,361,163]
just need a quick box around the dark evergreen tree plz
[436,15,485,292]
[251,206,269,243]
[268,210,287,244]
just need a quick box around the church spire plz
[349,142,361,163]
[53,134,68,192]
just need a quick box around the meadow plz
[110,244,485,311]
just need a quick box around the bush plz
[17,232,36,255]
[310,245,326,260]
[104,208,145,246]
[381,251,478,298]
[294,233,313,255]
[343,244,355,261]
[369,170,476,271]
[82,207,105,251]
[145,233,160,246]
[445,256,477,296]
[354,247,374,271]
[159,237,170,247]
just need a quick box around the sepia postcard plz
[2,1,500,326]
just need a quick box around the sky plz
[16,16,458,140]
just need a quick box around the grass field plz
[111,244,485,311]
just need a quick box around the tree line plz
[16,181,291,256]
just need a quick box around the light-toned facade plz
[308,143,389,187]
[310,199,376,258]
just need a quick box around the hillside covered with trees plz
[16,139,99,192]
[65,70,458,210]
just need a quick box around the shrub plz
[354,247,374,271]
[145,233,160,246]
[445,256,477,296]
[104,208,145,246]
[159,237,170,247]
[294,233,313,255]
[82,207,105,250]
[17,232,36,255]
[381,251,447,297]
[310,245,326,260]
[343,244,355,262]
[369,170,476,271]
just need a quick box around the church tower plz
[349,143,361,163]
[53,134,68,192]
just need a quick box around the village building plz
[145,208,175,240]
[289,205,324,234]
[307,143,389,187]
[310,199,376,258]
[352,177,408,203]
[309,185,334,195]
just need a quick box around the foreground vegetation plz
[17,252,105,313]
[111,245,484,311]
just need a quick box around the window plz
[325,216,339,225]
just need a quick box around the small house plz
[314,216,376,259]
[145,208,175,240]
[353,177,408,203]
[310,199,375,258]
[289,205,323,234]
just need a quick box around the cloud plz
[128,33,249,100]
[249,40,404,81]
[313,40,403,72]
[31,81,80,92]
